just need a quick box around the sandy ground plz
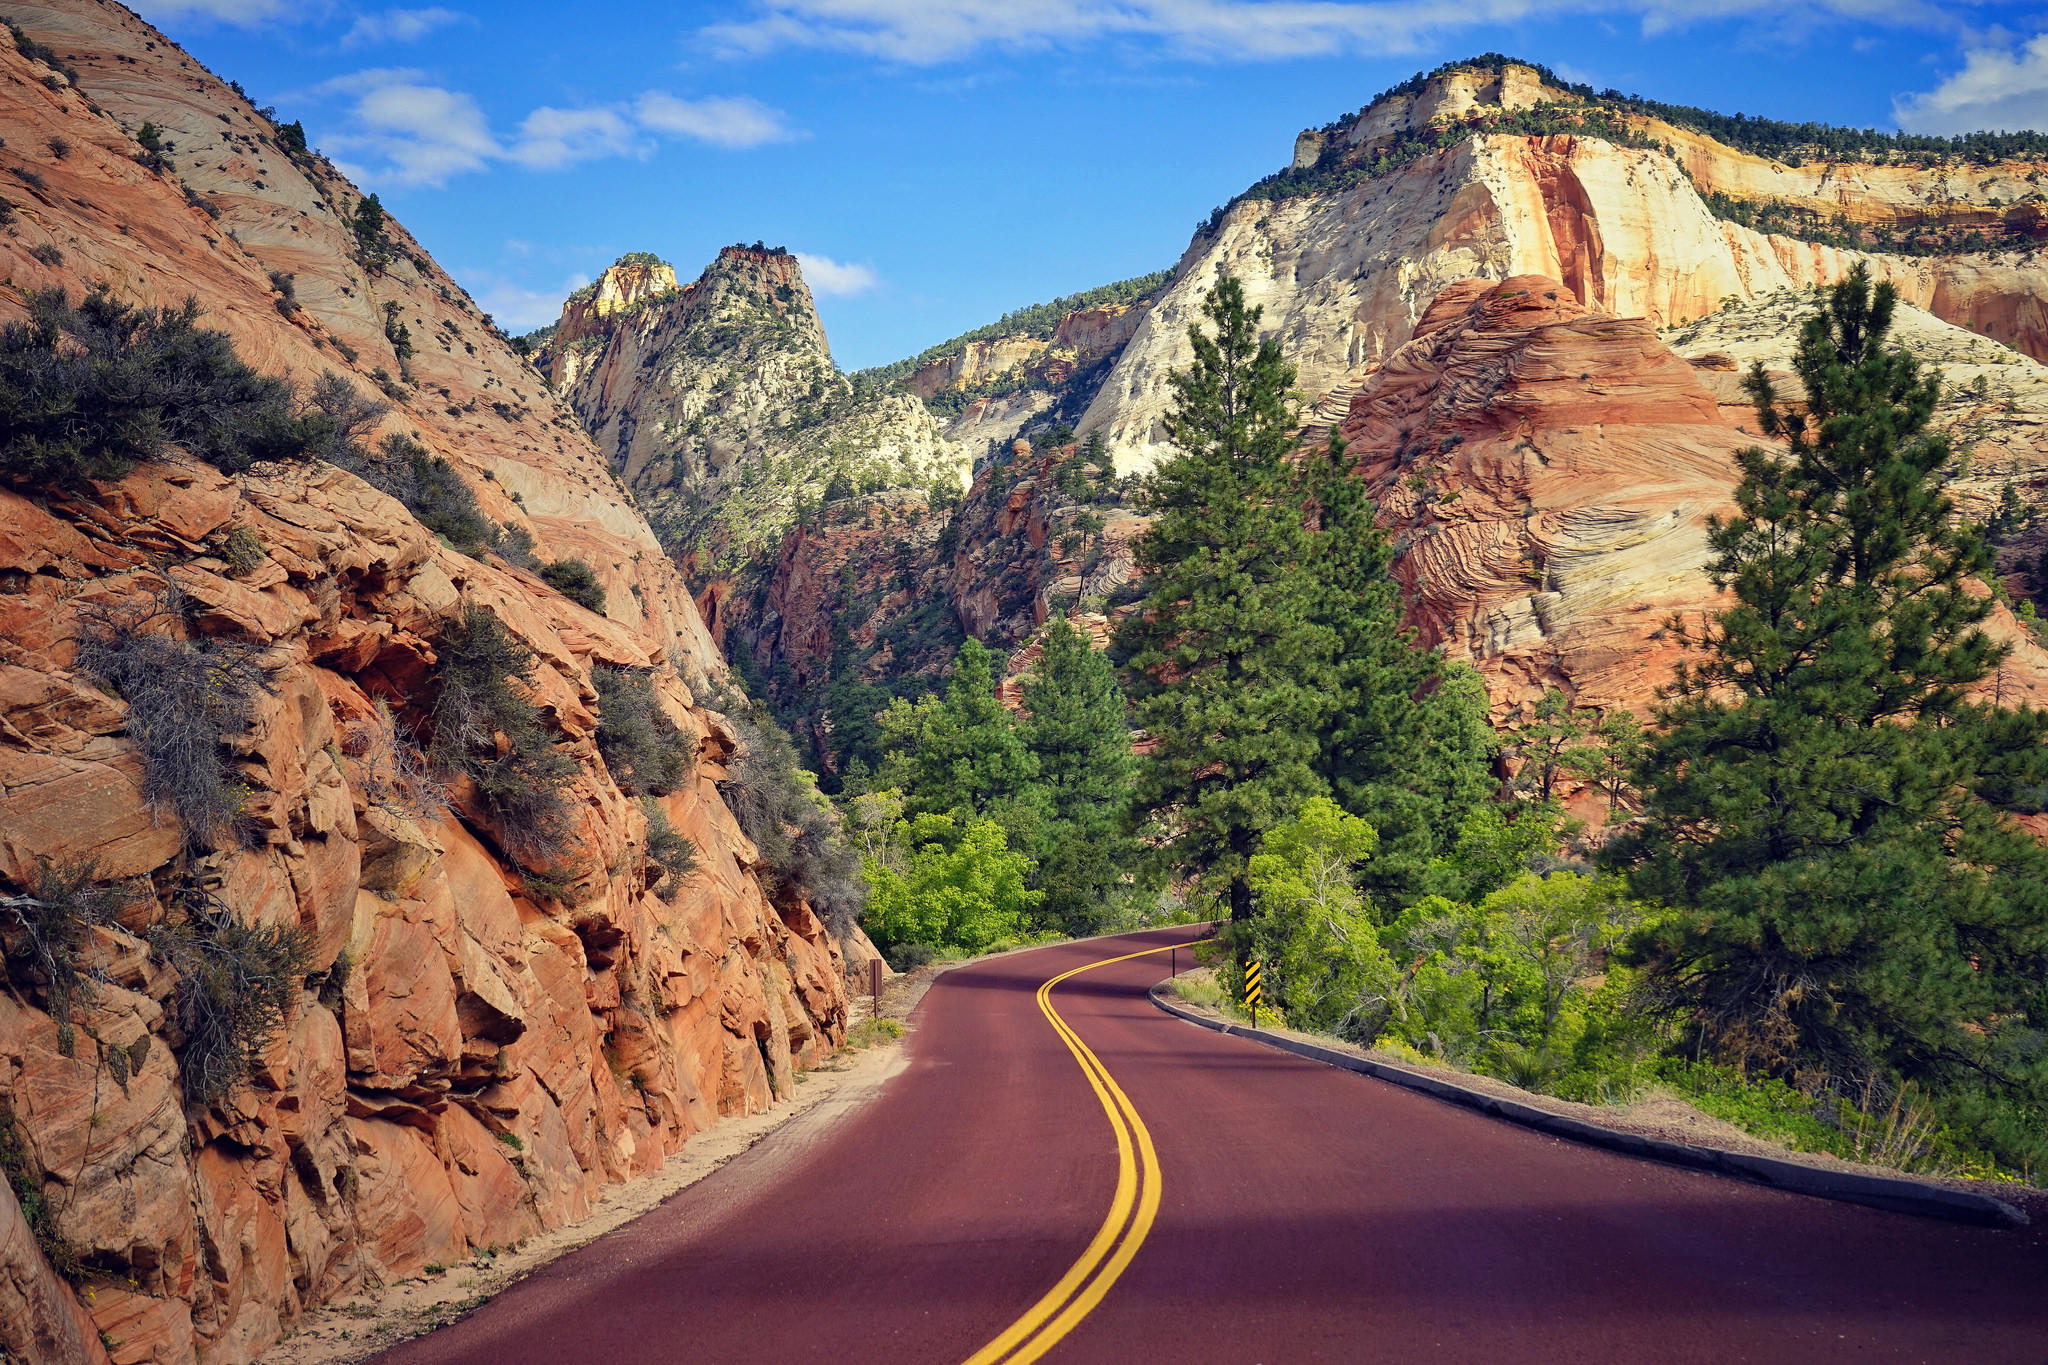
[264,959,954,1365]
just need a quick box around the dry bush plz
[75,589,266,850]
[342,699,448,820]
[149,887,313,1107]
[429,606,576,866]
[0,859,133,1056]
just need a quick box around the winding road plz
[377,927,2048,1364]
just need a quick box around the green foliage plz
[353,193,392,268]
[275,119,307,156]
[538,557,606,613]
[1382,871,1641,1084]
[1018,620,1141,934]
[0,288,330,483]
[877,639,1046,845]
[149,893,315,1107]
[593,666,690,796]
[716,685,864,929]
[860,815,1041,957]
[1506,688,1591,802]
[76,592,264,850]
[1238,798,1400,1039]
[642,799,698,897]
[339,434,504,557]
[1116,276,1335,922]
[1310,430,1493,903]
[429,607,577,865]
[1608,266,2048,1171]
[1422,800,1573,903]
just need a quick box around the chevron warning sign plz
[1244,960,1263,1026]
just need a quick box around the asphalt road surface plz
[376,926,2048,1364]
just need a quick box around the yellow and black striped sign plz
[1243,960,1263,1007]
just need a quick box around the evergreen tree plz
[877,638,1048,847]
[1306,429,1493,901]
[1019,618,1138,932]
[1612,267,2048,1154]
[1116,276,1337,922]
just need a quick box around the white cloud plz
[325,75,498,184]
[797,253,879,297]
[131,0,300,21]
[634,93,797,147]
[468,272,591,331]
[341,7,472,47]
[507,106,644,168]
[703,0,1963,64]
[308,72,795,185]
[1895,32,2048,134]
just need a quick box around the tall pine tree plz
[1019,618,1139,933]
[1116,276,1339,921]
[1306,428,1493,902]
[1614,267,2048,1154]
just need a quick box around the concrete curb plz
[1148,984,2028,1229]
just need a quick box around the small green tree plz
[1116,275,1336,923]
[1567,708,1648,813]
[1018,618,1137,933]
[1612,266,2048,1152]
[353,192,391,267]
[860,815,1041,957]
[1508,688,1593,802]
[1241,797,1400,1040]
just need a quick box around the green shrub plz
[149,890,314,1107]
[75,592,265,850]
[0,859,132,1057]
[429,606,576,864]
[538,558,605,613]
[860,814,1040,957]
[643,799,698,896]
[593,666,689,795]
[714,685,864,929]
[222,525,265,576]
[337,434,502,557]
[0,288,329,483]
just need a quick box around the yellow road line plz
[962,939,1212,1365]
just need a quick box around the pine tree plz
[1116,276,1338,922]
[1306,428,1493,901]
[877,638,1048,848]
[1613,267,2048,1150]
[1019,618,1138,932]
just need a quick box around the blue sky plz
[135,1,2048,370]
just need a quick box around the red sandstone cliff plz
[0,6,848,1362]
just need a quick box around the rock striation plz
[1079,62,2048,474]
[0,5,849,1362]
[1334,275,2048,717]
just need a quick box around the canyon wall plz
[0,5,848,1362]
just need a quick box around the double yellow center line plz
[962,939,1210,1365]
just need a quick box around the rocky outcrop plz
[1334,275,2048,717]
[1080,62,2048,474]
[549,245,966,581]
[539,257,680,389]
[0,5,849,1362]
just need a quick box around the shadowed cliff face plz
[0,5,848,1362]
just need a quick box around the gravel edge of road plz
[1147,983,2030,1229]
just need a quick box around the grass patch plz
[843,1017,904,1050]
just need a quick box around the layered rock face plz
[1080,63,2048,474]
[0,5,848,1362]
[1335,276,2048,716]
[547,246,966,581]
